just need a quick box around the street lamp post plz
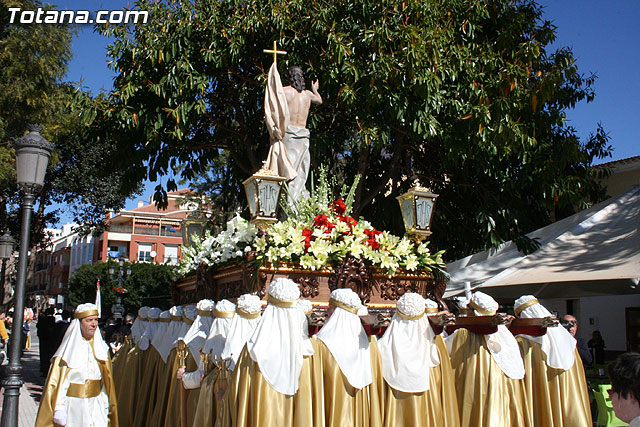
[108,257,131,320]
[1,124,54,427]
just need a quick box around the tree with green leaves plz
[67,261,177,315]
[76,0,611,260]
[0,0,141,244]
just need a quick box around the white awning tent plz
[445,185,640,300]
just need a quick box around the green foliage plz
[67,261,177,315]
[0,1,140,244]
[78,0,612,260]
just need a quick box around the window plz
[138,243,153,262]
[164,245,179,265]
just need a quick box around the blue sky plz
[50,0,639,224]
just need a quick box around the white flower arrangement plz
[396,293,426,317]
[196,299,215,311]
[179,214,258,275]
[254,196,446,276]
[215,299,236,313]
[237,294,262,313]
[268,278,300,302]
[183,305,197,320]
[330,288,363,311]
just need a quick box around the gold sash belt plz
[425,306,439,314]
[170,315,182,321]
[396,310,424,320]
[267,295,297,308]
[67,379,102,398]
[329,298,359,315]
[467,299,496,316]
[214,309,234,318]
[236,308,260,319]
[160,317,171,323]
[197,309,214,317]
[515,298,539,316]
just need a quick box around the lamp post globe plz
[13,124,54,190]
[0,233,15,260]
[1,124,54,427]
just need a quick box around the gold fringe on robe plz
[517,337,592,427]
[379,335,460,427]
[450,329,533,427]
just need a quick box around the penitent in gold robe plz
[517,337,592,427]
[132,346,163,427]
[149,347,178,425]
[217,345,323,427]
[192,368,224,426]
[450,329,533,427]
[312,336,383,427]
[379,335,460,427]
[35,354,119,427]
[115,345,145,426]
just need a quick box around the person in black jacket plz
[36,307,56,376]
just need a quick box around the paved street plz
[0,322,44,427]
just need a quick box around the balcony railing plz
[108,223,182,237]
[109,224,133,234]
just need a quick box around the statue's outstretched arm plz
[309,80,323,104]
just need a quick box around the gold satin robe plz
[379,335,460,427]
[149,347,178,425]
[192,368,224,426]
[132,346,163,427]
[163,351,199,427]
[517,337,592,427]
[35,354,118,427]
[312,336,383,427]
[217,345,323,427]
[115,345,145,425]
[450,328,533,427]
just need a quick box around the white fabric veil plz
[378,293,440,393]
[470,292,525,379]
[514,295,576,370]
[183,300,215,368]
[315,289,372,389]
[220,295,262,369]
[138,307,161,351]
[202,300,236,359]
[53,303,109,368]
[247,278,308,395]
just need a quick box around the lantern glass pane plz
[16,148,50,187]
[415,197,434,229]
[400,198,415,229]
[245,181,257,216]
[0,243,11,260]
[258,180,280,216]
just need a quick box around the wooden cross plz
[263,40,287,64]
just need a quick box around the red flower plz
[302,228,314,252]
[314,214,330,227]
[364,228,382,249]
[331,198,347,215]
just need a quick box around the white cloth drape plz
[264,62,297,180]
[517,300,576,370]
[247,302,309,395]
[220,314,261,370]
[315,306,372,389]
[378,313,440,393]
